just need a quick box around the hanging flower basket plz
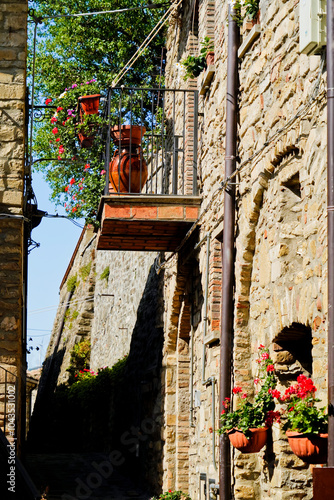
[227,427,268,453]
[78,94,101,118]
[109,125,148,193]
[77,123,98,149]
[286,431,328,464]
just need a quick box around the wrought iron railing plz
[102,87,199,197]
[0,365,18,441]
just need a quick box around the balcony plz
[97,87,201,252]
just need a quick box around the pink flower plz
[72,83,78,88]
[254,378,260,385]
[241,393,247,399]
[59,146,65,154]
[100,169,106,175]
[70,178,76,185]
[261,352,269,360]
[45,98,52,105]
[52,127,58,135]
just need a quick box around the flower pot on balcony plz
[227,427,268,453]
[286,431,328,464]
[110,125,146,146]
[78,94,101,119]
[109,125,148,193]
[109,146,148,193]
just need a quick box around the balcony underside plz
[97,195,202,252]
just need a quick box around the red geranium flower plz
[232,386,242,394]
[56,107,63,112]
[52,127,58,135]
[50,116,57,124]
[70,178,76,185]
[266,364,274,372]
[45,98,52,105]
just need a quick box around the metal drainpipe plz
[202,233,211,384]
[200,234,217,471]
[327,0,334,467]
[219,2,239,499]
[190,322,195,427]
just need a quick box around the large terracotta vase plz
[227,427,268,453]
[286,431,328,464]
[109,125,148,193]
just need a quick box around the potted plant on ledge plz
[218,346,280,453]
[181,37,214,81]
[280,374,328,464]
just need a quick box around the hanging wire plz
[111,1,182,86]
[28,296,95,315]
[28,4,169,23]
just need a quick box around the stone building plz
[0,0,28,454]
[32,0,330,498]
[156,0,328,498]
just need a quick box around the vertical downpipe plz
[327,0,334,467]
[219,2,239,498]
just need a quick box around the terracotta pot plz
[206,51,214,66]
[77,124,96,148]
[286,431,328,464]
[110,125,146,147]
[109,146,148,194]
[78,94,101,118]
[227,427,267,453]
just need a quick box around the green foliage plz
[99,266,110,281]
[152,492,191,500]
[280,375,328,434]
[181,37,214,81]
[28,0,166,95]
[67,338,91,384]
[219,346,280,437]
[79,261,92,280]
[232,0,260,27]
[29,0,167,223]
[66,274,78,293]
[34,81,107,224]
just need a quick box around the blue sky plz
[27,171,83,369]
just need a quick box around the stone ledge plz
[238,24,261,58]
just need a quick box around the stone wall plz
[161,0,328,499]
[90,248,157,370]
[0,0,27,452]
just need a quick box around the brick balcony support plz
[97,195,202,252]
